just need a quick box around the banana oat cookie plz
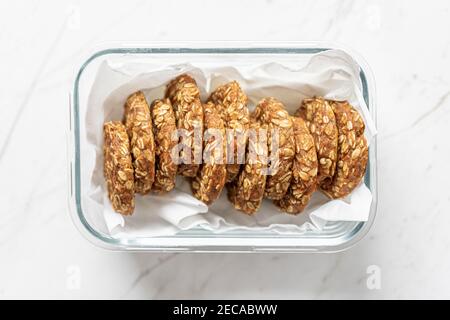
[124,91,155,194]
[228,122,268,215]
[103,121,135,215]
[252,97,295,200]
[321,100,368,199]
[165,74,203,177]
[275,117,318,214]
[150,98,178,193]
[192,102,227,205]
[208,81,250,182]
[296,97,338,186]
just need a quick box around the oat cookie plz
[321,100,368,199]
[165,74,203,177]
[252,97,295,200]
[275,117,318,214]
[228,122,268,215]
[124,91,155,194]
[150,98,178,193]
[192,102,227,205]
[296,97,338,186]
[208,81,250,182]
[103,121,135,215]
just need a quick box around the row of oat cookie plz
[103,73,368,216]
[103,91,178,215]
[287,97,368,211]
[103,74,250,214]
[232,96,369,215]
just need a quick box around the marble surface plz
[1,0,450,299]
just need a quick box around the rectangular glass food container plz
[68,42,377,253]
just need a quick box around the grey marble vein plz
[409,90,450,128]
[382,90,450,140]
[121,253,178,298]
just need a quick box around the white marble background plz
[0,0,449,299]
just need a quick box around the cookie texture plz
[275,117,318,214]
[103,121,135,215]
[228,122,268,215]
[296,97,338,186]
[321,100,368,199]
[150,98,178,193]
[208,81,250,182]
[124,91,155,194]
[252,97,295,200]
[165,74,203,177]
[192,102,227,205]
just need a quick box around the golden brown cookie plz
[192,102,227,205]
[103,121,135,215]
[275,117,318,214]
[321,100,368,199]
[228,122,268,215]
[124,91,155,194]
[165,74,203,177]
[252,97,295,200]
[208,81,250,182]
[296,97,338,186]
[150,98,178,193]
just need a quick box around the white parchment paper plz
[84,49,377,238]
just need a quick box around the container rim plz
[68,41,378,253]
